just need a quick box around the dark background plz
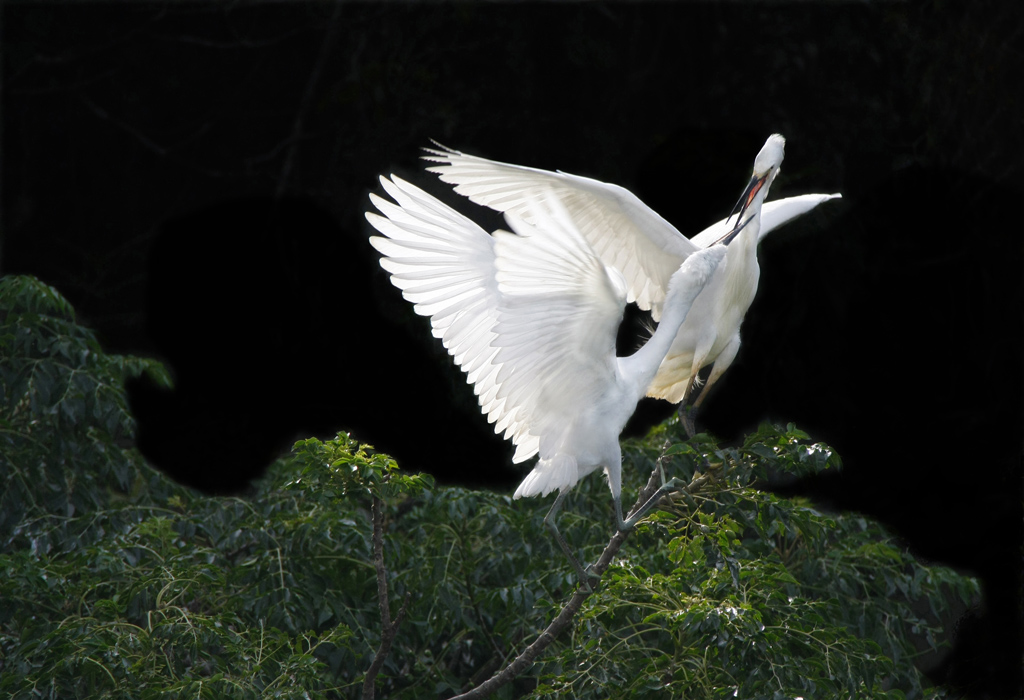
[3,2,1021,697]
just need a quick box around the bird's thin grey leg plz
[678,377,702,437]
[614,480,682,532]
[677,353,711,437]
[676,376,695,418]
[691,386,713,410]
[679,404,699,438]
[544,490,600,591]
[691,374,724,410]
[682,373,709,436]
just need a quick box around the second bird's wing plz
[427,144,843,316]
[367,176,626,465]
[424,143,694,320]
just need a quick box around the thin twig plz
[362,496,411,700]
[451,465,713,700]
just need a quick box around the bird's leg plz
[544,490,600,591]
[676,381,698,437]
[679,404,699,438]
[690,381,719,415]
[691,387,712,409]
[677,351,711,437]
[679,377,703,437]
[615,480,682,532]
[691,334,740,411]
[683,375,709,435]
[675,374,694,419]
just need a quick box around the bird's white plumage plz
[488,204,628,465]
[368,176,627,470]
[647,135,784,403]
[754,133,787,173]
[424,145,697,318]
[425,138,840,411]
[425,142,839,321]
[367,175,724,500]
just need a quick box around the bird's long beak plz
[717,212,755,246]
[728,172,769,226]
[711,172,768,246]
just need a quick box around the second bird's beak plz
[712,171,768,246]
[728,172,768,225]
[717,211,755,246]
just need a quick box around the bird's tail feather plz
[513,454,578,499]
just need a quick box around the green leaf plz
[0,274,981,700]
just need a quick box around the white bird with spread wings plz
[424,136,840,433]
[366,175,726,585]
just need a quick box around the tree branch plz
[451,465,713,700]
[362,495,411,700]
[371,495,391,629]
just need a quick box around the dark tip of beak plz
[718,213,755,246]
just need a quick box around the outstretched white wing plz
[425,144,841,319]
[367,176,626,464]
[424,144,693,318]
[367,175,501,388]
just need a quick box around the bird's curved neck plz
[618,277,700,395]
[714,214,762,319]
[729,217,761,263]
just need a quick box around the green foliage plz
[0,276,174,552]
[0,275,978,699]
[534,423,977,699]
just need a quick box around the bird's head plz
[719,133,786,244]
[752,133,786,178]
